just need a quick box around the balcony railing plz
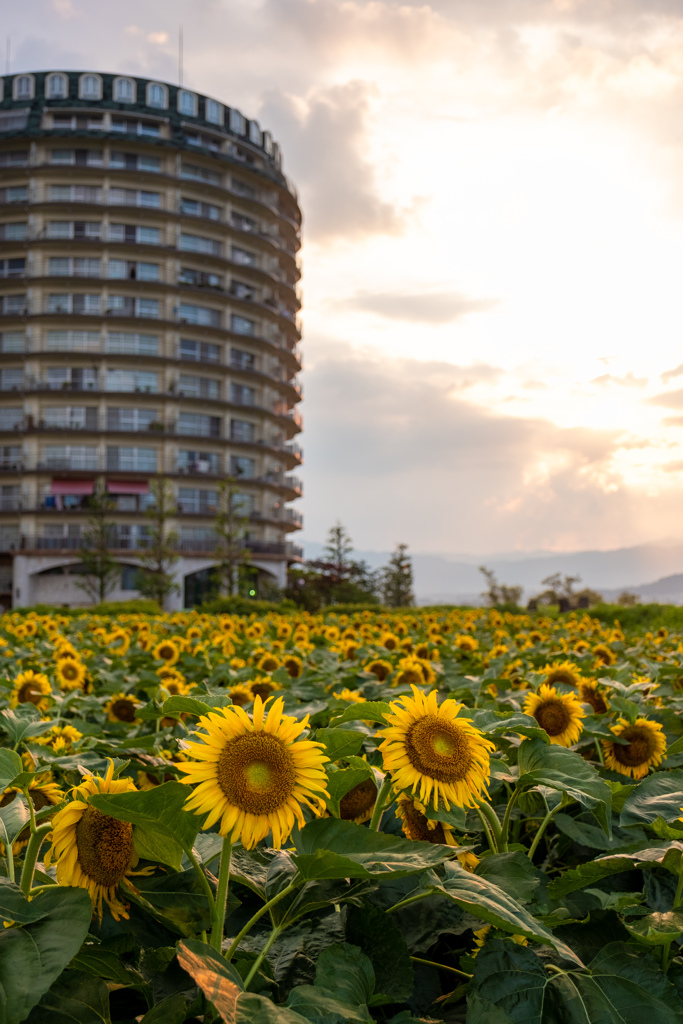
[15,535,295,558]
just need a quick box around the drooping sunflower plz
[379,686,494,811]
[396,793,456,846]
[9,670,52,710]
[45,761,144,920]
[55,658,87,691]
[178,695,329,849]
[104,692,142,724]
[1,774,63,852]
[578,679,610,715]
[602,718,667,779]
[540,661,582,689]
[523,684,585,747]
[338,778,377,824]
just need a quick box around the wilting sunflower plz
[602,718,666,779]
[379,686,494,811]
[56,658,87,691]
[9,670,52,710]
[104,692,142,724]
[578,679,610,715]
[523,684,585,747]
[338,778,377,824]
[540,661,582,688]
[45,761,146,919]
[153,639,180,665]
[178,695,329,849]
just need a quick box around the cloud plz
[300,345,643,551]
[341,291,498,324]
[591,373,647,387]
[648,389,683,408]
[259,83,410,242]
[663,416,683,427]
[662,364,683,383]
[147,31,169,44]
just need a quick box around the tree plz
[323,521,354,583]
[135,479,179,609]
[479,566,523,607]
[286,522,380,608]
[380,543,415,607]
[75,483,120,604]
[213,477,250,597]
[617,590,640,606]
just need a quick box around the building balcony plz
[14,534,297,559]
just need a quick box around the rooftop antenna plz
[5,38,10,75]
[178,26,183,87]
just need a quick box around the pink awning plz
[107,481,150,495]
[50,480,94,496]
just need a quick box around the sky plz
[7,0,683,555]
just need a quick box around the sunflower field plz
[2,606,683,1023]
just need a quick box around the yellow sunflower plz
[602,718,667,779]
[153,639,180,665]
[523,684,585,747]
[379,686,494,811]
[332,688,364,703]
[257,653,281,674]
[9,670,52,710]
[228,683,254,707]
[578,678,610,715]
[178,695,329,849]
[365,659,393,682]
[104,692,142,724]
[282,655,303,679]
[540,661,582,688]
[249,678,281,702]
[55,658,87,691]
[35,724,83,753]
[454,635,479,653]
[593,643,616,666]
[45,762,144,920]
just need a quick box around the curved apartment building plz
[0,70,303,608]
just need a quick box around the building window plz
[229,109,246,135]
[179,338,220,363]
[178,374,220,400]
[230,383,256,406]
[146,82,168,108]
[0,110,28,132]
[105,332,159,356]
[178,89,198,116]
[113,77,136,102]
[205,98,222,125]
[106,369,158,393]
[79,74,102,100]
[231,314,256,336]
[248,121,262,146]
[230,418,256,442]
[179,303,221,328]
[179,233,222,256]
[13,75,34,101]
[46,73,68,99]
[178,412,221,438]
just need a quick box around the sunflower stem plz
[369,774,394,832]
[243,924,283,990]
[385,892,432,915]
[225,880,299,961]
[477,799,503,852]
[527,798,566,861]
[594,740,605,766]
[210,836,232,952]
[186,847,218,930]
[474,807,498,854]
[674,868,683,909]
[410,956,472,979]
[20,822,53,897]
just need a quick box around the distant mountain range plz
[302,540,683,605]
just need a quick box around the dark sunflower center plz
[284,660,301,678]
[582,687,607,715]
[546,671,576,687]
[30,789,53,811]
[613,727,657,767]
[61,664,79,680]
[533,699,572,736]
[369,663,389,680]
[158,646,175,660]
[230,690,251,707]
[18,683,43,704]
[75,806,134,887]
[405,715,473,782]
[260,657,279,672]
[339,779,377,820]
[216,733,296,814]
[250,681,276,701]
[399,669,423,686]
[112,700,136,723]
[400,801,448,844]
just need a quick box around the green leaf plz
[314,943,375,1006]
[0,885,93,1024]
[291,818,455,880]
[135,869,215,937]
[161,695,215,717]
[324,768,375,817]
[0,711,55,748]
[328,701,391,726]
[474,852,542,905]
[428,864,583,965]
[547,843,683,899]
[0,795,30,845]
[583,941,683,1021]
[140,994,187,1024]
[517,737,612,834]
[0,749,22,791]
[316,728,365,762]
[346,905,415,1004]
[623,909,683,946]
[554,813,630,852]
[287,987,373,1024]
[25,970,112,1024]
[134,824,184,871]
[469,939,547,1023]
[88,780,200,854]
[620,770,683,826]
[71,946,143,985]
[178,939,310,1023]
[470,710,550,743]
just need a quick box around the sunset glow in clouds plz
[9,0,683,553]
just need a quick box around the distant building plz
[0,70,303,607]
